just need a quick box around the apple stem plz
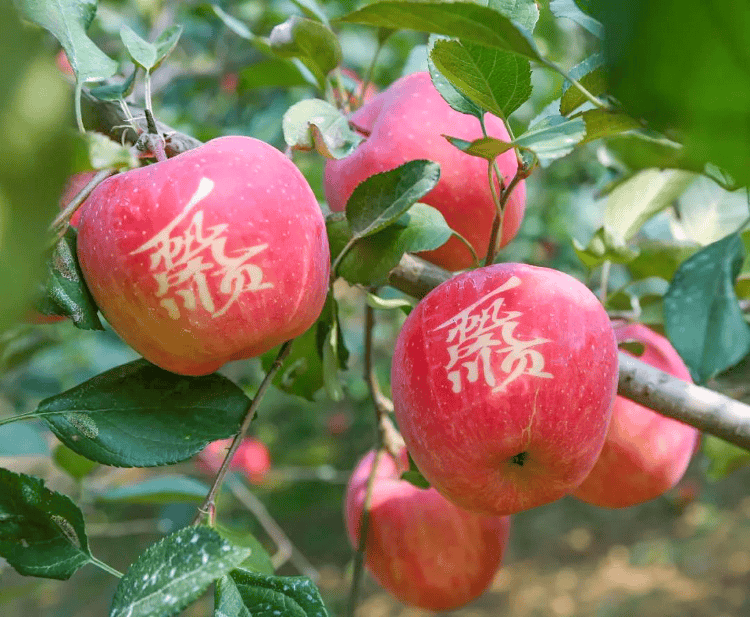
[347,447,384,617]
[356,37,384,110]
[599,259,612,304]
[192,340,294,527]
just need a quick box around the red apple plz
[345,448,511,611]
[573,324,699,508]
[197,437,271,484]
[391,263,619,516]
[77,136,330,375]
[56,49,74,77]
[323,71,526,271]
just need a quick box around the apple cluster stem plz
[192,340,294,526]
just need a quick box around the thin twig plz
[540,58,611,111]
[50,168,116,237]
[226,475,319,581]
[193,340,293,526]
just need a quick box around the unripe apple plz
[573,324,699,508]
[323,71,526,271]
[345,448,511,611]
[77,136,329,375]
[197,437,271,485]
[392,263,619,516]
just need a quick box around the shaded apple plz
[77,136,330,375]
[391,263,619,516]
[323,71,525,271]
[573,323,700,508]
[197,437,271,485]
[345,448,511,611]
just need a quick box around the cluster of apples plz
[47,68,698,611]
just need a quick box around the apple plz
[77,136,330,375]
[391,263,619,516]
[60,170,97,228]
[323,71,526,271]
[573,323,699,508]
[197,437,271,484]
[345,448,511,611]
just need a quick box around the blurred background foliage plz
[1,1,750,616]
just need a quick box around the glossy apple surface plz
[345,448,511,611]
[391,263,619,516]
[323,71,525,271]
[77,136,330,375]
[573,323,699,508]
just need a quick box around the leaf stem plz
[90,556,123,579]
[330,236,358,283]
[192,340,294,526]
[50,168,116,238]
[599,259,612,304]
[74,81,85,133]
[540,58,610,111]
[356,37,385,110]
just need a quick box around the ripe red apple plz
[345,448,511,611]
[573,324,699,508]
[391,263,619,516]
[197,437,271,484]
[77,136,330,375]
[323,71,526,271]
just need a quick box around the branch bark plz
[83,90,750,452]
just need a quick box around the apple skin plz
[345,448,511,611]
[573,324,699,508]
[197,437,271,484]
[391,263,619,516]
[323,71,525,271]
[77,136,330,375]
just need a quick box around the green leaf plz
[215,575,252,617]
[337,0,543,62]
[488,0,539,32]
[604,169,695,241]
[82,132,139,170]
[446,114,585,165]
[628,240,701,282]
[89,70,137,102]
[606,134,707,175]
[0,468,92,579]
[291,0,330,26]
[269,16,342,86]
[109,526,251,617]
[238,59,309,90]
[429,38,532,119]
[97,476,210,505]
[122,24,182,73]
[427,37,483,119]
[703,435,750,480]
[282,99,363,159]
[215,523,275,575]
[212,4,254,40]
[346,161,441,238]
[664,233,750,383]
[560,53,605,115]
[0,10,73,331]
[549,0,603,38]
[13,0,118,82]
[53,443,98,480]
[39,229,103,330]
[401,453,430,489]
[573,225,639,269]
[600,0,750,187]
[152,25,183,70]
[36,359,251,467]
[331,203,454,286]
[580,109,641,143]
[230,568,330,617]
